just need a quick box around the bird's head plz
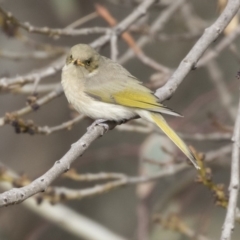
[66,44,100,73]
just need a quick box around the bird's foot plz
[87,119,109,134]
[117,119,128,125]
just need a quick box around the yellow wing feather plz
[86,85,180,116]
[150,112,199,169]
[114,89,159,108]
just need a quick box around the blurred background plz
[0,0,239,239]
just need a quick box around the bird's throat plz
[87,68,98,77]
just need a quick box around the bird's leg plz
[87,119,109,133]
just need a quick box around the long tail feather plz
[139,111,199,169]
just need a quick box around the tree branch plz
[0,56,65,90]
[91,0,156,49]
[0,0,238,208]
[119,0,186,64]
[0,85,63,127]
[155,0,240,101]
[0,7,109,37]
[220,94,240,240]
[0,178,126,240]
[0,0,155,91]
[0,123,107,206]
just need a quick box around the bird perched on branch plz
[61,44,199,169]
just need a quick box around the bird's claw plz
[117,119,128,125]
[87,119,109,134]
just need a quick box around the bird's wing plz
[84,61,180,116]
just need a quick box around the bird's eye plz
[85,59,91,66]
[66,54,73,64]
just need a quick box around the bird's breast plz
[61,64,136,121]
[62,64,91,111]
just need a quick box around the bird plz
[61,44,199,169]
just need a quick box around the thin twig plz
[179,132,231,141]
[117,122,232,141]
[42,165,187,202]
[41,144,232,203]
[206,61,235,121]
[0,85,63,126]
[63,170,126,182]
[0,56,65,90]
[13,83,59,94]
[119,0,186,64]
[96,3,170,73]
[62,12,98,29]
[156,31,203,42]
[91,0,156,49]
[0,49,63,60]
[37,114,85,135]
[110,34,118,61]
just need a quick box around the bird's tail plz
[138,111,199,169]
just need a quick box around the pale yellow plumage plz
[61,44,199,169]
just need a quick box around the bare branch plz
[156,31,203,42]
[91,0,156,49]
[0,132,232,206]
[40,165,186,203]
[65,12,98,29]
[0,176,126,240]
[37,114,85,135]
[63,170,126,182]
[198,24,240,67]
[206,61,235,121]
[155,0,240,101]
[0,48,63,60]
[0,0,237,210]
[179,132,231,141]
[0,123,107,206]
[0,0,155,91]
[41,144,232,203]
[0,7,109,37]
[13,83,59,94]
[0,85,63,127]
[0,56,65,90]
[110,34,118,61]
[119,0,186,64]
[117,123,232,141]
[96,3,170,73]
[220,94,240,240]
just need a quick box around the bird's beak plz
[73,59,84,66]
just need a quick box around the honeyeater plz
[61,44,199,169]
